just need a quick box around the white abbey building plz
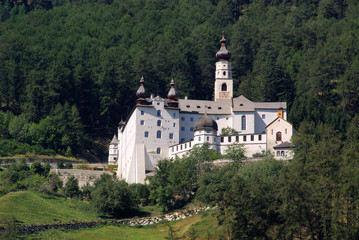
[108,35,296,184]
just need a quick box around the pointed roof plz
[265,117,294,129]
[110,134,118,144]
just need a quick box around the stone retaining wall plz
[0,207,212,235]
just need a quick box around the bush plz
[57,161,64,169]
[65,175,80,198]
[65,163,73,169]
[91,174,137,218]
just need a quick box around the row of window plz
[141,120,177,128]
[276,151,285,157]
[220,135,262,143]
[181,117,194,121]
[144,131,174,139]
[171,142,192,152]
[141,110,162,116]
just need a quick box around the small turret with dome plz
[136,76,147,105]
[194,112,218,132]
[216,32,231,61]
[167,79,179,108]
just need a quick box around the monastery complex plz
[108,35,296,184]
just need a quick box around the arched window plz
[157,131,161,139]
[276,151,280,156]
[281,151,285,156]
[156,148,161,154]
[241,115,246,130]
[223,71,226,76]
[221,83,227,91]
[144,131,149,138]
[157,110,161,116]
[276,132,282,141]
[157,120,161,126]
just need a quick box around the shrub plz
[57,161,64,169]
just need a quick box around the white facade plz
[109,36,295,184]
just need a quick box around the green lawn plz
[0,191,99,225]
[24,213,222,240]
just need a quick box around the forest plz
[0,0,359,238]
[0,0,358,157]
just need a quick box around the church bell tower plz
[214,33,233,101]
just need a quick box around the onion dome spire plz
[167,79,179,108]
[216,32,231,61]
[167,79,178,101]
[194,112,218,132]
[136,76,147,105]
[136,76,146,98]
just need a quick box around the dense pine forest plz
[0,0,358,157]
[1,1,359,239]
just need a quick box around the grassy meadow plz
[0,190,222,239]
[23,213,222,240]
[0,191,99,226]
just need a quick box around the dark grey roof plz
[273,141,293,149]
[233,95,286,112]
[194,112,218,131]
[178,99,231,114]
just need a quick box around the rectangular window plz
[173,113,176,117]
[228,136,231,142]
[169,133,173,139]
[181,138,185,142]
[221,137,224,143]
[285,128,287,134]
[236,136,239,142]
[199,137,201,141]
[141,111,144,115]
[241,116,246,130]
[181,127,185,131]
[243,136,247,142]
[181,117,185,121]
[189,142,191,147]
[251,135,254,141]
[190,117,194,121]
[144,132,149,138]
[140,120,144,125]
[180,145,183,150]
[190,127,194,132]
[173,123,176,127]
[262,114,265,119]
[258,135,262,141]
[185,144,187,149]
